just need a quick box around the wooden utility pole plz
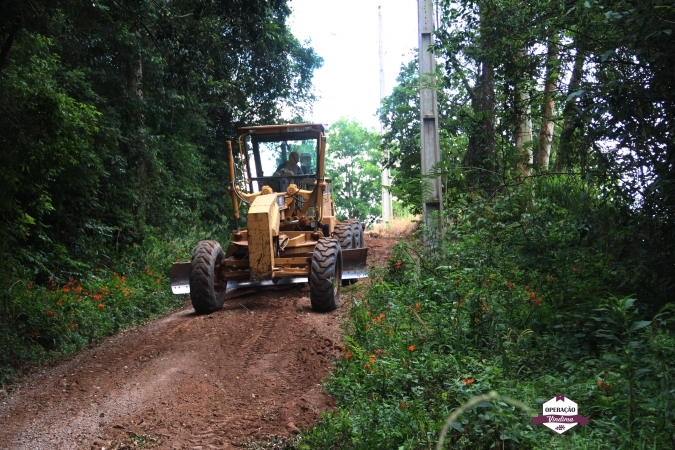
[418,0,442,236]
[379,6,393,226]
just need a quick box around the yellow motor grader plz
[170,123,368,314]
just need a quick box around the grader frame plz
[170,124,368,314]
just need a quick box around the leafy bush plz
[298,181,675,449]
[0,227,229,385]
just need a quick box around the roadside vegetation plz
[0,228,231,384]
[298,178,675,449]
[296,0,675,448]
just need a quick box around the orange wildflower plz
[408,344,415,351]
[46,310,54,317]
[597,380,610,391]
[505,281,514,289]
[94,293,103,301]
[455,278,461,283]
[533,298,543,306]
[461,378,475,386]
[399,400,406,409]
[62,287,70,294]
[386,329,393,335]
[345,352,352,359]
[371,313,386,324]
[75,286,83,294]
[365,324,371,331]
[572,267,580,273]
[97,303,105,309]
[394,260,403,269]
[548,276,555,283]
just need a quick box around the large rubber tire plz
[309,238,343,312]
[333,223,354,249]
[350,221,364,249]
[189,240,226,314]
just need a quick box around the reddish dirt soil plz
[0,235,399,450]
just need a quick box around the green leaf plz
[629,320,652,332]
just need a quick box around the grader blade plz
[341,248,369,281]
[170,262,191,294]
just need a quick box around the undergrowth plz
[0,227,228,385]
[296,179,675,449]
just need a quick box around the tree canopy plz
[326,118,382,225]
[379,0,674,308]
[0,0,322,280]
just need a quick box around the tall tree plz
[326,118,382,224]
[535,32,560,171]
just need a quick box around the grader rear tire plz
[350,221,363,249]
[333,223,354,249]
[189,240,226,314]
[309,238,343,312]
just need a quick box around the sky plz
[288,0,419,131]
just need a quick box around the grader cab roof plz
[237,124,325,142]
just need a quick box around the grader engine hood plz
[247,193,281,281]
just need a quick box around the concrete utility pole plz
[379,5,393,226]
[418,0,442,237]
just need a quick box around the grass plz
[370,214,420,238]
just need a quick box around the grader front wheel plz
[309,238,343,312]
[189,240,226,314]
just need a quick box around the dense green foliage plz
[302,0,675,448]
[0,0,321,383]
[377,0,675,311]
[326,118,383,225]
[299,180,675,449]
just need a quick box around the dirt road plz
[0,235,398,450]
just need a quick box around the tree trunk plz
[0,24,20,77]
[536,35,560,171]
[126,48,147,233]
[555,49,584,171]
[515,59,533,180]
[465,59,496,191]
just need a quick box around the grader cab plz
[170,124,368,314]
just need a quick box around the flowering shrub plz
[0,230,215,384]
